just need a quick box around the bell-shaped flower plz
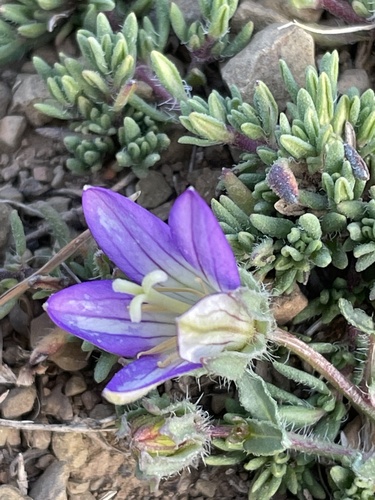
[45,186,273,404]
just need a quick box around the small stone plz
[52,433,89,469]
[221,23,315,111]
[0,81,11,119]
[29,461,69,500]
[1,162,20,182]
[64,374,87,397]
[81,390,101,411]
[136,170,173,209]
[51,165,65,188]
[0,116,27,152]
[23,429,51,450]
[19,177,49,198]
[272,283,308,325]
[46,196,70,213]
[0,185,23,202]
[68,493,95,500]
[44,384,74,421]
[10,74,52,127]
[0,485,31,500]
[0,428,21,447]
[195,479,217,498]
[33,165,54,183]
[89,403,114,420]
[338,69,370,95]
[67,480,90,495]
[0,386,36,419]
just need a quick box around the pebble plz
[33,165,54,183]
[194,479,218,498]
[10,73,52,127]
[221,23,315,111]
[67,479,91,495]
[0,81,11,119]
[0,185,24,202]
[338,69,370,95]
[43,384,74,421]
[0,386,36,419]
[0,427,21,447]
[52,433,89,469]
[136,170,173,209]
[23,429,51,450]
[88,403,114,420]
[0,485,31,500]
[272,283,308,324]
[81,390,101,411]
[64,374,87,397]
[46,195,70,213]
[29,460,69,500]
[0,116,27,152]
[1,162,20,182]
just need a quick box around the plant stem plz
[288,430,360,463]
[268,328,375,422]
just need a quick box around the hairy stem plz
[269,328,375,422]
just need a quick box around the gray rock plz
[1,162,20,182]
[232,1,288,33]
[0,81,12,119]
[136,170,173,209]
[46,196,70,213]
[0,185,24,202]
[29,461,69,500]
[10,74,52,127]
[0,386,37,419]
[32,165,54,183]
[221,23,315,111]
[0,116,27,152]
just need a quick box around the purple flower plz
[45,187,266,404]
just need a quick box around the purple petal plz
[82,187,202,289]
[102,354,201,404]
[45,281,176,357]
[169,189,240,292]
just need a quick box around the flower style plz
[46,186,272,404]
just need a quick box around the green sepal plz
[273,361,331,395]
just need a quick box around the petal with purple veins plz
[169,188,240,292]
[45,281,176,357]
[102,354,201,405]
[82,186,199,289]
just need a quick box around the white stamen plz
[128,294,147,323]
[113,279,143,296]
[142,270,168,293]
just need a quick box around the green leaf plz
[243,419,288,456]
[150,50,188,102]
[237,371,280,424]
[10,210,26,257]
[338,298,375,335]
